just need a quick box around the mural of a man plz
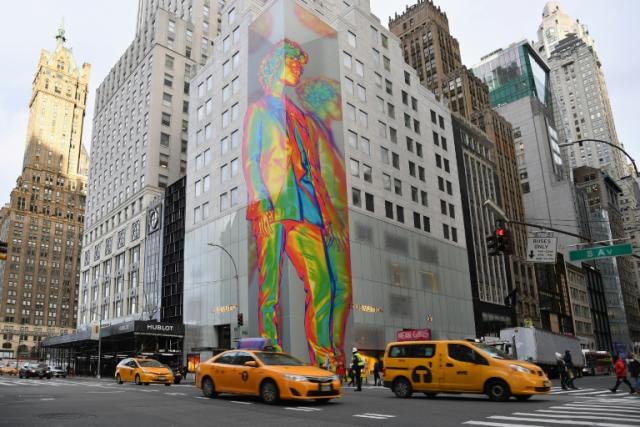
[242,39,348,365]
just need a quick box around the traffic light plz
[0,241,7,261]
[495,228,514,255]
[237,312,244,327]
[486,233,499,256]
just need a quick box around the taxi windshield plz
[472,343,512,360]
[254,352,306,366]
[137,359,164,368]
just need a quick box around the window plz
[204,149,211,165]
[161,112,171,126]
[430,110,437,124]
[221,136,229,155]
[439,115,445,129]
[404,70,410,85]
[411,186,418,203]
[438,177,445,191]
[449,203,455,218]
[362,164,372,183]
[392,153,399,169]
[451,227,458,242]
[163,73,173,87]
[413,212,421,229]
[223,36,231,53]
[357,84,366,102]
[358,110,368,128]
[355,60,364,77]
[444,159,450,172]
[343,52,352,69]
[381,147,389,164]
[365,193,375,212]
[349,159,359,177]
[446,181,453,195]
[443,224,449,240]
[203,202,210,219]
[396,205,404,223]
[393,178,402,195]
[194,206,201,223]
[220,192,229,210]
[421,191,428,207]
[389,127,397,143]
[447,344,486,365]
[423,216,430,232]
[347,130,357,148]
[436,154,442,168]
[345,77,354,96]
[440,200,447,215]
[203,175,210,192]
[383,56,390,71]
[385,201,394,219]
[346,103,356,121]
[360,137,371,155]
[230,158,239,177]
[221,164,229,182]
[383,173,391,191]
[230,187,239,206]
[352,188,361,207]
[162,92,172,107]
[441,137,447,151]
[160,132,170,147]
[347,31,356,48]
[165,54,174,69]
[433,131,439,147]
[381,34,389,49]
[385,79,393,95]
[206,98,213,114]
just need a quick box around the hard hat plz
[352,347,358,353]
[555,352,562,359]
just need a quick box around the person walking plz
[351,347,365,391]
[556,352,569,390]
[563,350,578,390]
[610,355,636,394]
[628,353,640,391]
[373,358,383,386]
[336,361,346,384]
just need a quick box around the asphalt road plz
[0,374,638,426]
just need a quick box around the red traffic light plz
[495,228,506,237]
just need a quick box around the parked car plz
[0,365,18,376]
[50,366,67,378]
[115,357,174,386]
[19,363,51,379]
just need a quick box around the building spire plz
[55,17,66,46]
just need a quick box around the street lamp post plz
[207,243,240,341]
[559,138,639,177]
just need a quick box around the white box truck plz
[498,327,584,375]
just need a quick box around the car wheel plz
[165,383,171,387]
[116,374,123,384]
[260,380,280,405]
[315,399,332,403]
[174,378,181,384]
[392,378,412,398]
[423,392,438,398]
[515,395,532,401]
[135,374,142,385]
[202,377,217,398]
[486,379,511,402]
[144,383,150,386]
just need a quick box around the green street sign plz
[569,243,633,262]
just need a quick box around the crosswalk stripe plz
[0,380,16,386]
[551,388,596,394]
[488,415,637,426]
[512,412,640,422]
[353,415,391,420]
[229,400,252,405]
[554,405,640,413]
[463,421,547,427]
[284,407,322,412]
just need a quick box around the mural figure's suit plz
[242,39,347,365]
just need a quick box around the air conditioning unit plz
[115,293,122,302]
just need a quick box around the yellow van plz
[382,340,551,401]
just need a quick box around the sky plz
[0,0,638,205]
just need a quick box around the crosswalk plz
[0,378,118,388]
[464,394,640,426]
[549,386,634,398]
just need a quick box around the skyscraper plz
[78,0,219,327]
[0,24,89,358]
[389,0,537,334]
[537,2,626,179]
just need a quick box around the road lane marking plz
[536,410,640,419]
[87,390,125,394]
[230,400,253,405]
[40,398,55,401]
[194,396,208,399]
[164,392,187,396]
[0,381,16,386]
[353,413,396,420]
[512,412,640,422]
[464,422,547,427]
[551,405,640,413]
[284,407,323,412]
[488,415,636,426]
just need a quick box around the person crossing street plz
[610,355,636,394]
[351,347,365,392]
[628,353,640,390]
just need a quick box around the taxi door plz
[121,360,137,382]
[388,343,440,392]
[228,352,262,395]
[442,343,486,392]
[209,351,238,392]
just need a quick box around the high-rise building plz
[389,0,537,334]
[573,166,640,353]
[183,0,475,363]
[78,0,220,328]
[0,25,89,358]
[473,40,590,337]
[536,3,625,179]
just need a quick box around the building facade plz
[565,262,594,349]
[0,26,89,357]
[183,0,475,364]
[389,0,537,334]
[574,166,640,352]
[77,0,220,328]
[161,176,186,323]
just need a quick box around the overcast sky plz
[0,0,638,205]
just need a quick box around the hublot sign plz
[133,321,184,336]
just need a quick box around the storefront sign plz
[213,304,238,313]
[396,328,431,342]
[352,304,383,313]
[133,321,184,336]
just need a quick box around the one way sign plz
[526,235,557,264]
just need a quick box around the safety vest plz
[353,353,365,369]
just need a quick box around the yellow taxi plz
[115,357,174,386]
[383,340,551,401]
[196,338,341,404]
[0,365,18,376]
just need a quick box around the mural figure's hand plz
[253,211,274,238]
[323,224,347,248]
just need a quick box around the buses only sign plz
[527,235,557,264]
